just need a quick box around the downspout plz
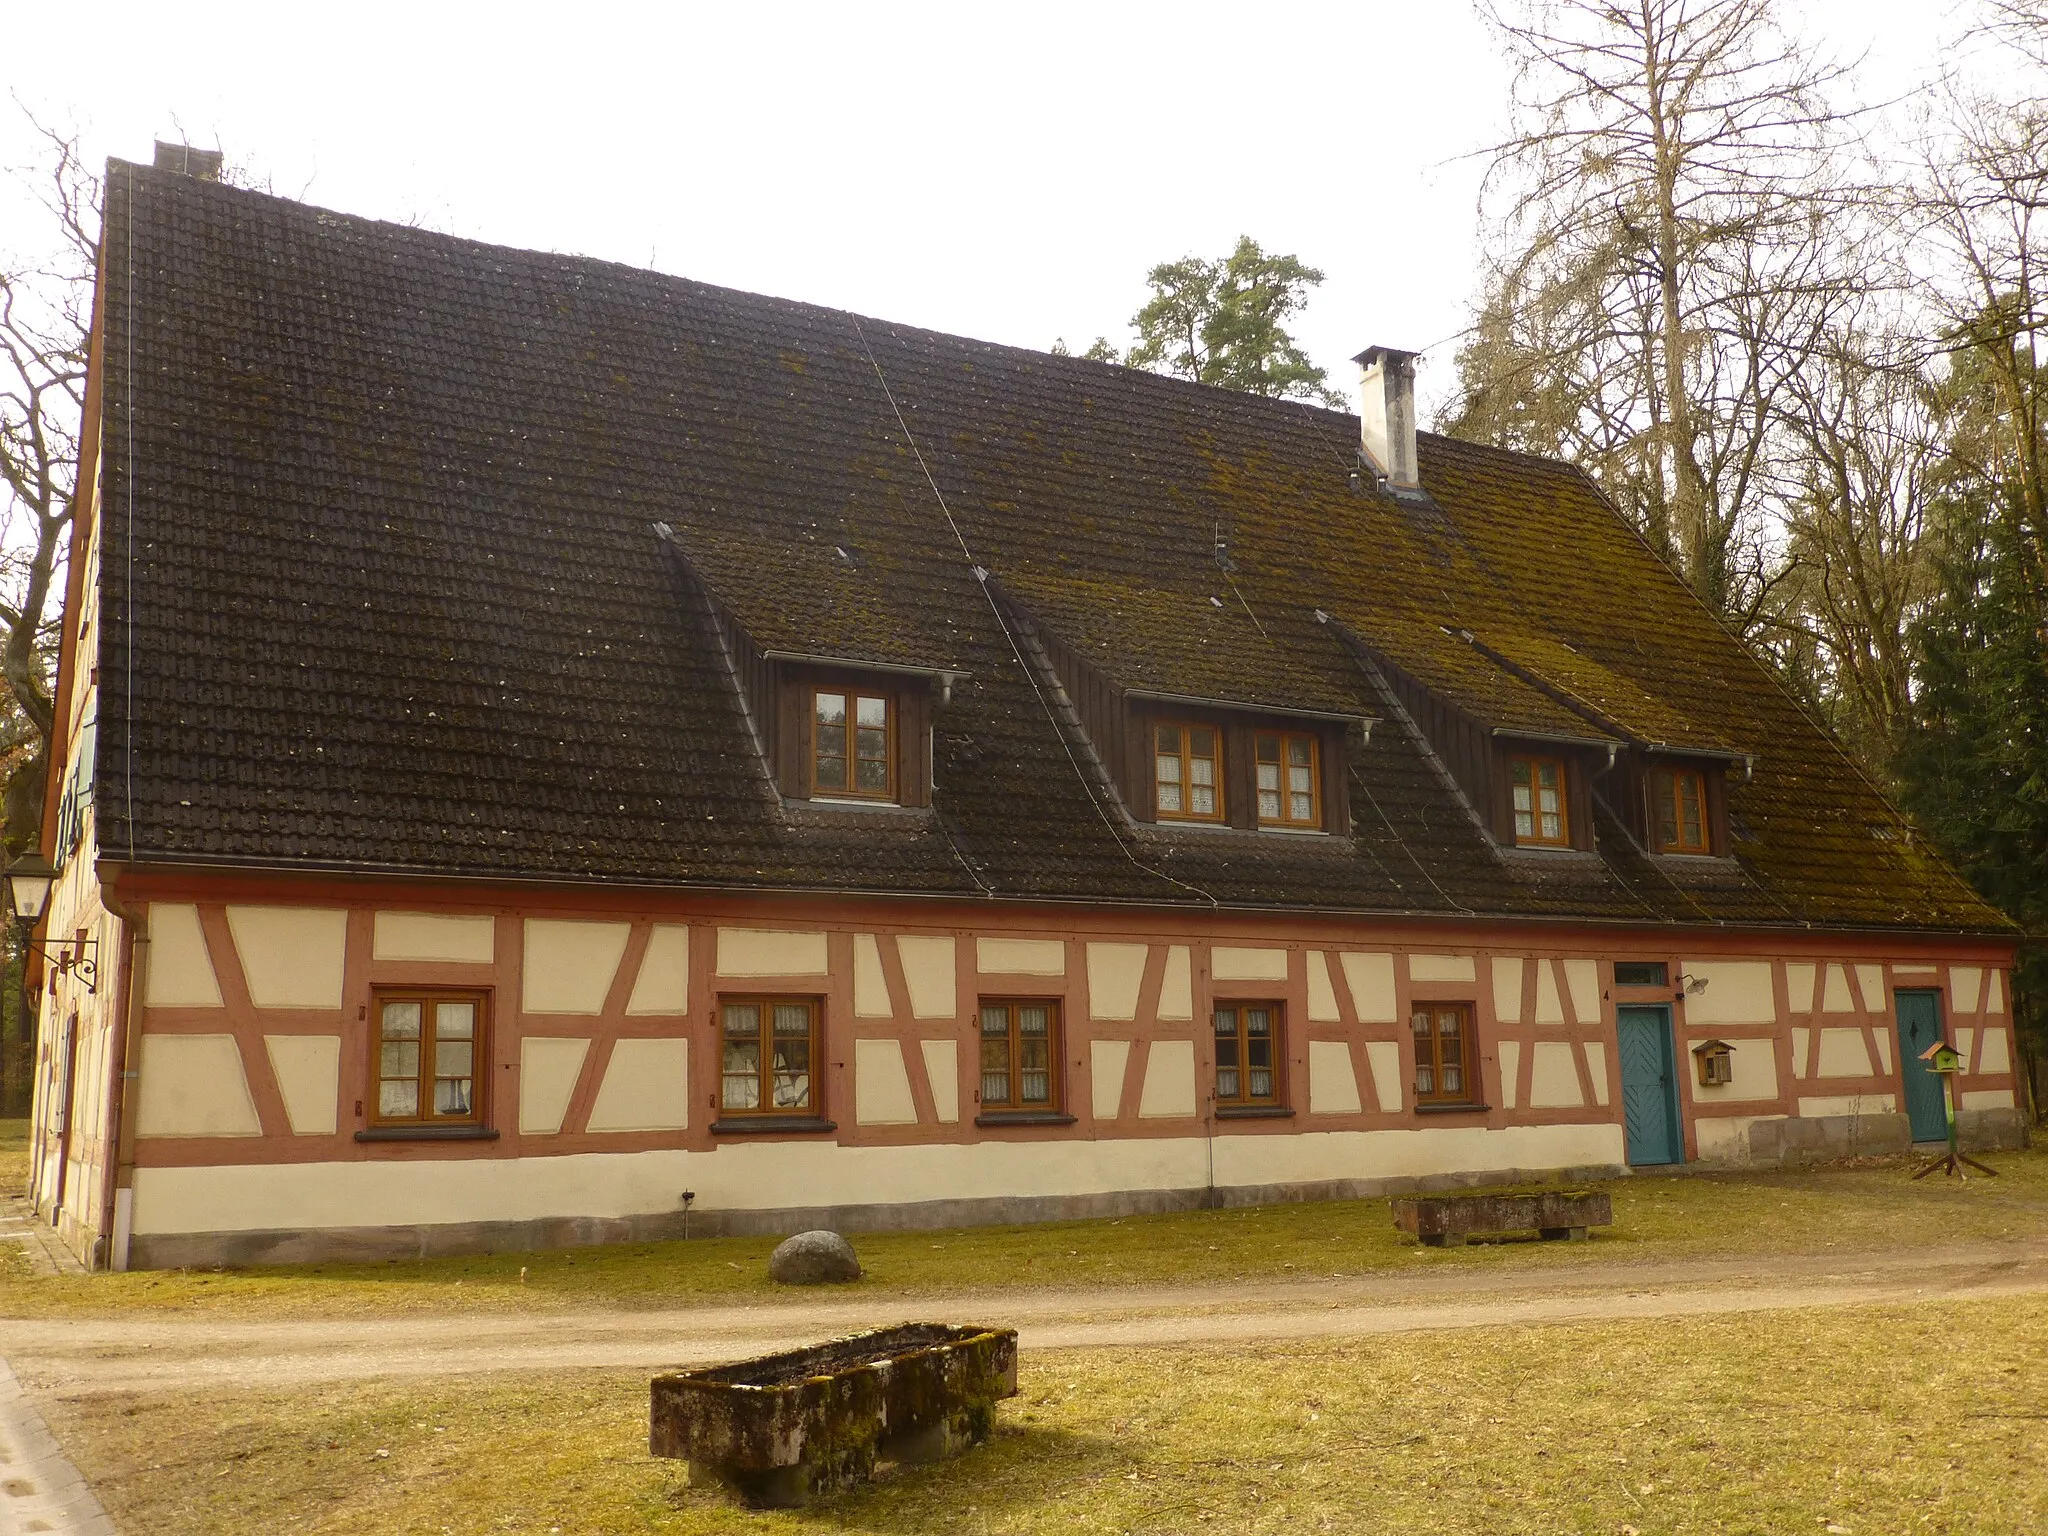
[97,886,146,1272]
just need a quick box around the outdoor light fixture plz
[5,852,56,923]
[5,852,95,994]
[1674,972,1710,1000]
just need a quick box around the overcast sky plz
[1,1,1982,417]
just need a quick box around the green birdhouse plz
[1918,1040,1965,1075]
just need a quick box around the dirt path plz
[4,1239,2043,1399]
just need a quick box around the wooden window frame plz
[1213,1000,1283,1107]
[1411,1001,1478,1108]
[1508,753,1571,847]
[809,685,896,803]
[718,995,822,1117]
[977,998,1061,1113]
[1254,729,1321,829]
[368,987,489,1129]
[1153,719,1227,823]
[1650,766,1711,854]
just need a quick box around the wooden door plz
[1616,1005,1682,1166]
[50,1014,76,1213]
[1894,989,1949,1143]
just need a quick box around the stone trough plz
[1392,1189,1613,1246]
[650,1322,1019,1507]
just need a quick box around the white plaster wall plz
[1987,971,2006,1014]
[1409,954,1475,983]
[523,920,630,1014]
[1791,1027,1810,1079]
[1962,1089,2015,1111]
[1498,1040,1522,1110]
[586,1039,689,1132]
[135,1036,260,1137]
[625,926,692,1015]
[1681,961,1776,1025]
[1786,963,1816,1014]
[1951,966,1983,1014]
[1491,958,1523,1023]
[263,1035,340,1135]
[853,934,891,1017]
[518,1038,590,1134]
[1872,1028,1893,1076]
[1815,1028,1873,1078]
[1854,964,1885,1013]
[1157,946,1194,1021]
[716,928,827,976]
[1821,965,1855,1013]
[1307,1041,1361,1114]
[1980,1027,2011,1076]
[1342,953,1399,1022]
[854,1039,918,1125]
[1090,1040,1130,1120]
[896,936,957,1018]
[1534,963,1565,1025]
[1212,946,1287,982]
[1582,1041,1610,1107]
[226,907,347,1008]
[1956,1027,1976,1069]
[1564,960,1600,1024]
[1688,1037,1778,1103]
[145,905,223,1009]
[1363,1040,1403,1111]
[978,937,1065,975]
[130,1122,1628,1237]
[1138,1040,1196,1117]
[920,1040,959,1123]
[1528,1041,1584,1108]
[1306,952,1341,1022]
[1086,943,1147,1020]
[1797,1093,1896,1117]
[375,912,495,964]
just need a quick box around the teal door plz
[1895,989,1949,1143]
[1617,1005,1683,1166]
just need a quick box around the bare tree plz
[1758,318,1943,769]
[0,117,96,1110]
[1445,0,1873,633]
[1912,43,2048,584]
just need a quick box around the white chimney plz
[1353,345,1420,491]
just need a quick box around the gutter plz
[96,883,146,1273]
[91,854,2021,944]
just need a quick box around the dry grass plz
[0,1116,28,1195]
[45,1292,2046,1535]
[0,1148,2041,1321]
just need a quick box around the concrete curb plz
[0,1357,115,1535]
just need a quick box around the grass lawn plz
[0,1149,2043,1319]
[0,1115,27,1194]
[45,1291,2046,1535]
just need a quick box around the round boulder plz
[767,1229,862,1285]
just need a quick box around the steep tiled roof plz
[86,161,2006,933]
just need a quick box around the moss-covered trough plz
[649,1322,1019,1507]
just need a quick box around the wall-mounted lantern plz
[4,852,96,995]
[1692,1038,1734,1088]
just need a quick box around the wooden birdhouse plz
[1919,1040,1965,1075]
[1692,1039,1734,1088]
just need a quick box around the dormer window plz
[1651,765,1710,854]
[1255,731,1320,828]
[1154,722,1225,822]
[812,687,894,801]
[1510,754,1570,847]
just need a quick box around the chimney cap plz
[153,141,224,181]
[1352,344,1420,369]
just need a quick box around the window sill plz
[710,1116,838,1135]
[973,1111,1077,1128]
[1216,1104,1295,1120]
[355,1124,499,1142]
[1414,1102,1490,1115]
